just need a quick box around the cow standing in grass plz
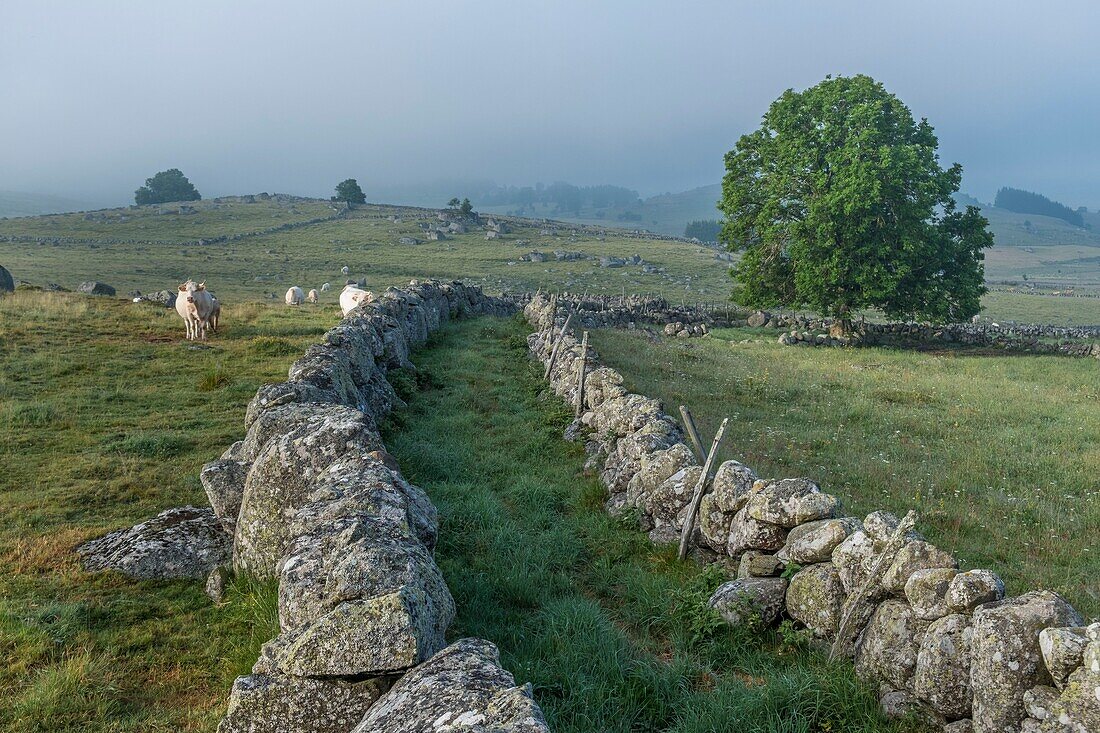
[176,280,215,340]
[307,288,319,303]
[285,286,305,306]
[339,284,371,316]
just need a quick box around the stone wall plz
[525,292,1098,733]
[79,280,549,733]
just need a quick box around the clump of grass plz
[197,362,232,391]
[6,649,121,731]
[108,431,191,459]
[4,401,60,428]
[248,336,298,357]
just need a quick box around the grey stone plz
[744,478,841,528]
[218,672,388,733]
[206,565,231,603]
[200,458,248,531]
[1039,652,1099,732]
[709,461,758,513]
[78,280,116,296]
[970,591,1084,733]
[1039,627,1089,689]
[905,567,959,621]
[778,516,862,565]
[727,507,787,557]
[914,613,973,720]
[945,569,1005,613]
[855,599,930,691]
[708,577,788,628]
[0,265,13,293]
[881,540,958,595]
[737,551,783,579]
[785,562,846,638]
[944,720,973,733]
[77,506,231,580]
[1024,685,1058,721]
[351,638,550,733]
[831,529,879,595]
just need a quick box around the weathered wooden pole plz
[543,313,573,379]
[678,405,706,463]
[677,417,729,560]
[574,331,589,418]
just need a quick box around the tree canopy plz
[719,75,992,325]
[334,178,366,205]
[134,169,201,206]
[684,219,723,242]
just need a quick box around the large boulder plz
[78,280,116,296]
[644,465,701,536]
[218,672,387,733]
[914,613,974,720]
[904,567,960,621]
[0,265,14,293]
[946,569,1005,613]
[970,591,1084,733]
[778,516,862,565]
[234,404,383,577]
[625,443,695,509]
[785,562,846,638]
[1039,638,1099,733]
[881,540,958,595]
[77,506,230,580]
[831,529,878,595]
[855,599,931,691]
[708,577,788,628]
[744,478,841,528]
[708,461,758,513]
[698,492,734,552]
[351,638,550,733]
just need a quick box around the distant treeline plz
[477,182,641,214]
[994,187,1084,227]
[684,219,723,242]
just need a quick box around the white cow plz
[339,284,372,316]
[175,280,215,340]
[307,288,319,303]
[285,286,305,305]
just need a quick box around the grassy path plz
[383,316,923,733]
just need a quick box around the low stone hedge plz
[525,292,1098,733]
[78,280,548,733]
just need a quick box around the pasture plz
[0,292,334,731]
[587,326,1100,617]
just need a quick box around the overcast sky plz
[2,1,1098,208]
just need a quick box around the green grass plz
[383,316,929,733]
[0,291,336,731]
[586,326,1100,618]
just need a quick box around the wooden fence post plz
[678,405,706,463]
[574,331,589,418]
[543,313,573,379]
[677,417,729,560]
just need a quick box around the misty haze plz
[1,3,1097,733]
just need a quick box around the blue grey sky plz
[2,1,1098,207]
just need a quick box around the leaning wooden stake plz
[678,405,706,463]
[543,313,574,379]
[574,331,589,418]
[677,417,729,560]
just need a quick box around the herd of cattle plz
[173,280,372,340]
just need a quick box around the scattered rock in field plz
[77,506,231,579]
[0,265,14,293]
[78,280,116,296]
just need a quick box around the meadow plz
[0,292,335,731]
[587,326,1100,617]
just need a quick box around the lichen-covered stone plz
[944,719,973,733]
[744,478,841,528]
[914,613,973,720]
[863,510,924,544]
[855,599,930,691]
[708,577,788,628]
[785,562,846,638]
[625,443,695,509]
[245,381,334,429]
[277,516,452,635]
[234,405,383,577]
[200,458,248,531]
[644,465,702,532]
[218,671,388,733]
[351,638,549,733]
[881,540,958,595]
[206,565,231,603]
[831,529,878,595]
[970,591,1084,733]
[905,567,959,621]
[778,516,862,565]
[77,506,231,580]
[1024,685,1058,721]
[698,492,734,552]
[709,460,758,513]
[946,569,1005,613]
[1039,627,1090,690]
[727,507,787,557]
[1039,654,1099,732]
[737,551,783,579]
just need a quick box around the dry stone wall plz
[78,280,548,733]
[525,292,1098,733]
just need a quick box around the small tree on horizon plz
[459,198,473,218]
[447,197,461,210]
[334,179,366,206]
[720,75,992,329]
[134,168,201,205]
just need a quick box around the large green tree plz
[720,75,992,326]
[334,178,366,205]
[134,168,201,205]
